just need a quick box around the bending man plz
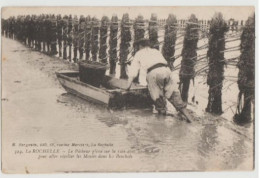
[126,39,192,121]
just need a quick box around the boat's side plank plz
[57,72,112,95]
[56,71,153,109]
[61,84,110,106]
[57,73,111,105]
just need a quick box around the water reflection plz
[57,92,253,171]
[198,123,218,157]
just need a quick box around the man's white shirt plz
[126,47,167,85]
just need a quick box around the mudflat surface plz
[2,37,254,173]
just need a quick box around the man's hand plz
[126,85,131,91]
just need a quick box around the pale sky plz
[2,6,254,21]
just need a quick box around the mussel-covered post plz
[62,15,69,60]
[149,13,159,50]
[68,15,73,61]
[28,16,34,47]
[72,15,79,62]
[133,15,145,55]
[50,14,57,55]
[23,16,27,45]
[119,13,132,79]
[99,16,110,63]
[84,16,92,60]
[4,18,8,38]
[132,15,145,83]
[162,14,178,70]
[38,16,44,50]
[57,14,63,57]
[16,16,21,41]
[179,14,199,102]
[19,16,24,42]
[109,15,119,75]
[91,17,100,61]
[43,15,50,52]
[1,18,4,36]
[206,12,228,115]
[78,15,85,60]
[10,17,15,39]
[3,18,7,37]
[234,15,255,123]
[35,16,41,51]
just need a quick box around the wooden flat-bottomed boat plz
[56,70,153,109]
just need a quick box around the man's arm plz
[125,56,140,90]
[126,76,135,90]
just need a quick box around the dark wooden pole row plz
[1,13,254,121]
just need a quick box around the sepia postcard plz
[1,5,256,175]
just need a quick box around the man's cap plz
[134,38,150,47]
